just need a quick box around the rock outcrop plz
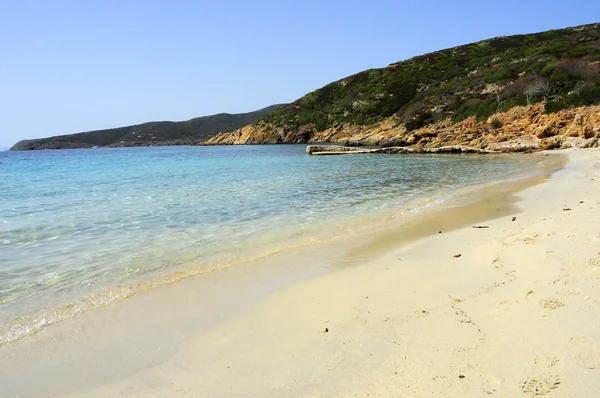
[205,104,600,153]
[306,145,496,155]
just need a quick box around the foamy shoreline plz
[4,149,600,397]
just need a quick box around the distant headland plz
[9,105,285,150]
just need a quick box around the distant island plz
[9,105,285,150]
[206,23,600,152]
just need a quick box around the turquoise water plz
[0,145,539,344]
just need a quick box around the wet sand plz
[5,150,600,397]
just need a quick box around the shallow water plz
[0,145,541,344]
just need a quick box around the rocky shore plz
[206,104,600,153]
[305,145,496,155]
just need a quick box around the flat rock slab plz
[306,145,497,155]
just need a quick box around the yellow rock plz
[204,104,600,153]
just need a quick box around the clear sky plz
[1,0,598,148]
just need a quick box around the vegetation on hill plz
[9,105,285,150]
[254,23,600,136]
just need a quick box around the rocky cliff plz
[205,104,600,152]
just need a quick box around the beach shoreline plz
[4,149,600,397]
[0,149,548,348]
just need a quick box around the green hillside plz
[9,104,285,150]
[259,23,600,134]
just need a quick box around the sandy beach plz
[3,149,600,397]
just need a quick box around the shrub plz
[523,77,551,103]
[405,112,433,131]
[490,118,504,129]
[556,58,596,79]
[545,101,567,113]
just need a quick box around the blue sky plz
[1,0,598,148]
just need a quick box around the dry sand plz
[3,149,600,397]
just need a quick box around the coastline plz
[0,149,544,348]
[4,149,600,397]
[205,104,600,153]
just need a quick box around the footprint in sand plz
[586,256,600,267]
[519,375,561,396]
[534,357,560,368]
[577,350,600,370]
[539,298,565,310]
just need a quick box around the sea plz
[0,145,543,345]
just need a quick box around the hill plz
[9,104,285,150]
[206,23,600,150]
